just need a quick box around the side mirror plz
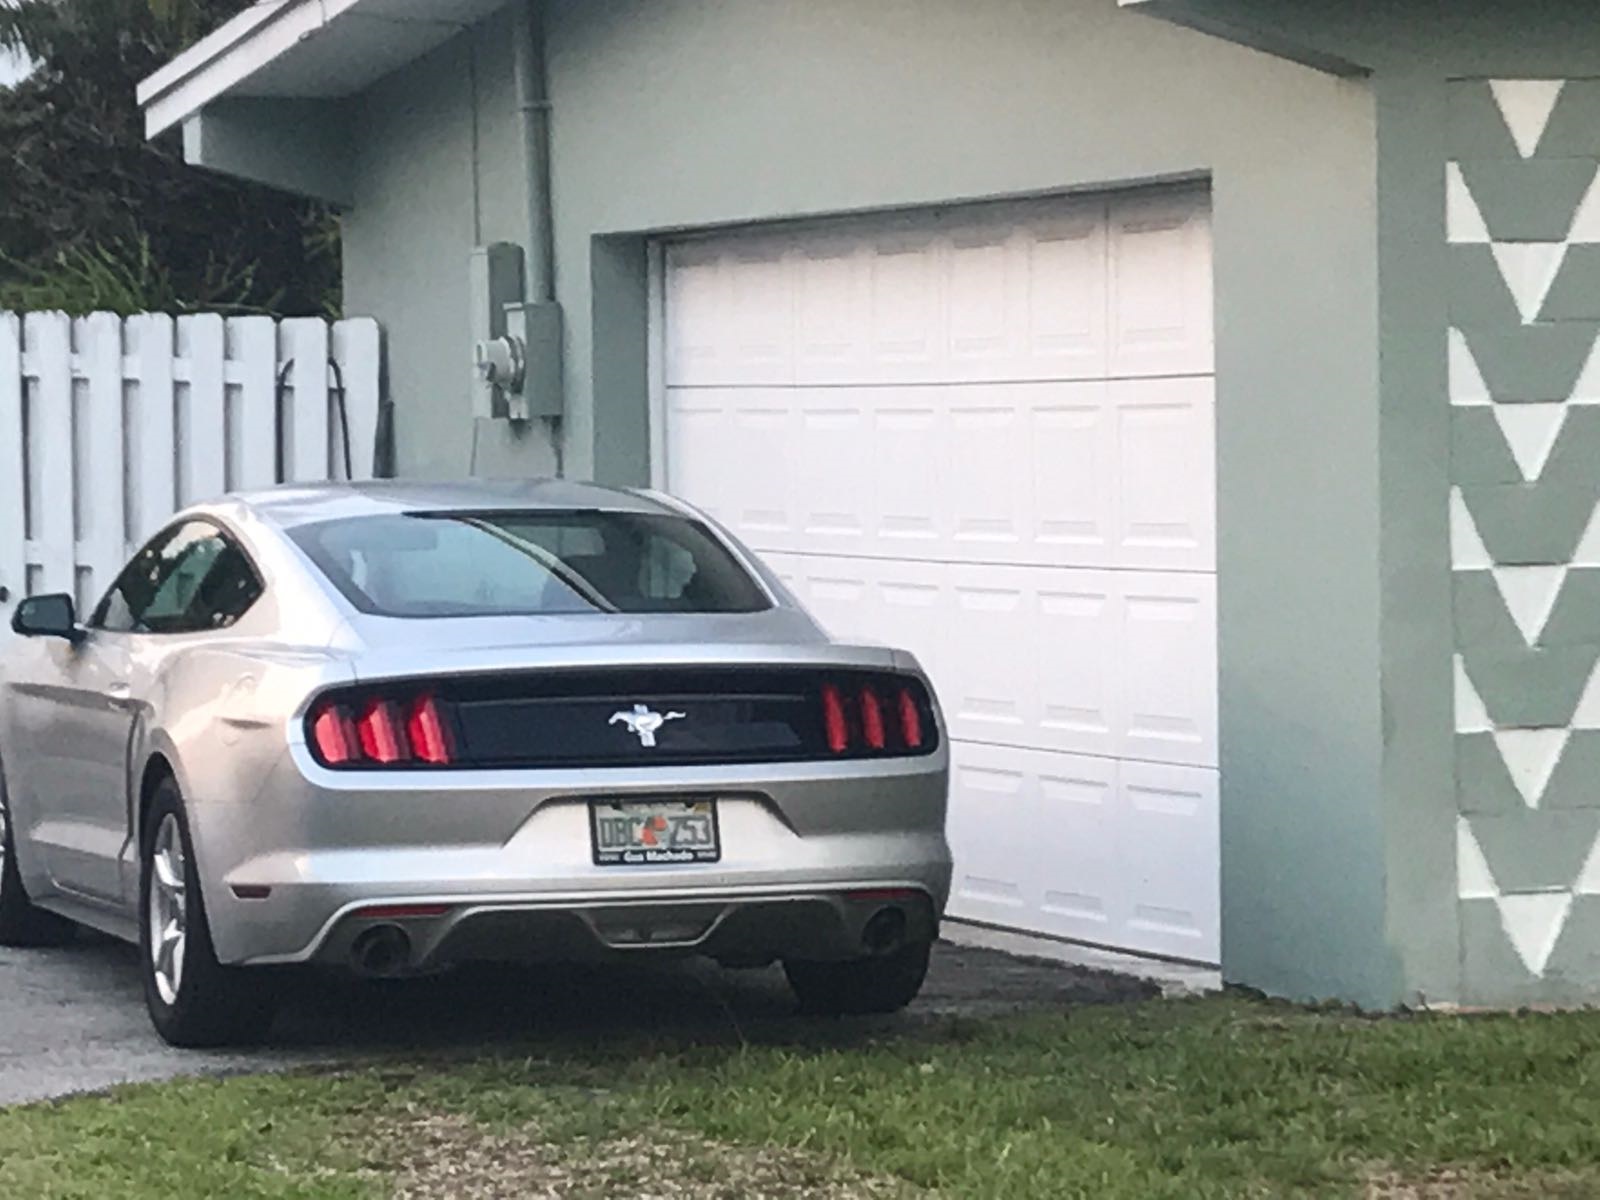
[11,594,84,643]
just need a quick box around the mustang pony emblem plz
[609,704,686,748]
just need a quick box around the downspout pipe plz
[513,0,555,305]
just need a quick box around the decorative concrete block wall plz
[1449,79,1600,1002]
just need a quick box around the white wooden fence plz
[0,311,383,630]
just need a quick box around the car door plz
[0,527,182,904]
[107,528,264,904]
[39,521,255,903]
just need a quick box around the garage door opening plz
[655,187,1219,964]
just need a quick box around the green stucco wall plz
[1371,34,1600,1012]
[332,0,1392,1005]
[1129,0,1600,1007]
[341,6,557,480]
[1421,67,1600,1007]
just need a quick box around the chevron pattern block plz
[1450,78,1600,991]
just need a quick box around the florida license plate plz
[589,799,721,866]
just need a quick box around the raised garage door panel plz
[945,744,1219,956]
[663,191,1219,963]
[667,376,1214,573]
[764,555,1217,771]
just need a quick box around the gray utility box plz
[470,242,564,422]
[504,300,563,420]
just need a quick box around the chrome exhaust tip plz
[861,906,908,956]
[349,924,413,978]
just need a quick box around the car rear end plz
[194,491,951,998]
[203,640,950,981]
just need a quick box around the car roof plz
[225,479,674,530]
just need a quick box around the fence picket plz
[134,313,178,547]
[234,317,277,489]
[0,310,383,638]
[0,315,22,623]
[83,312,126,609]
[333,319,382,481]
[283,319,329,483]
[28,314,75,598]
[183,315,228,504]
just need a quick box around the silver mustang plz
[0,481,950,1046]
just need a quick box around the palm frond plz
[0,2,70,59]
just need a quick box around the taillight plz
[898,686,924,750]
[406,694,454,765]
[357,699,409,763]
[818,675,934,757]
[859,686,886,751]
[310,704,359,765]
[309,691,457,768]
[821,683,849,754]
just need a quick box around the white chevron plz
[1491,242,1568,324]
[1496,892,1572,975]
[1492,565,1566,646]
[1569,335,1600,405]
[1572,504,1600,569]
[1572,660,1600,730]
[1490,79,1564,158]
[1492,727,1569,808]
[1458,818,1499,900]
[1455,656,1493,734]
[1447,163,1492,244]
[1449,328,1492,406]
[1568,167,1600,243]
[1451,489,1493,569]
[1493,402,1567,481]
[1575,832,1600,894]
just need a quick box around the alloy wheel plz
[148,813,188,1006]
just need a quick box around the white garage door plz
[660,189,1219,963]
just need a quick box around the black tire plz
[784,940,932,1016]
[140,778,278,1047]
[0,769,76,948]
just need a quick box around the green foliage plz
[0,0,342,317]
[0,235,266,316]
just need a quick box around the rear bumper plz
[317,886,940,971]
[188,748,951,966]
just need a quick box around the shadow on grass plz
[265,943,1157,1059]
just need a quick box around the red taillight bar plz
[819,675,934,757]
[821,683,849,754]
[355,903,453,920]
[898,686,924,750]
[859,686,887,751]
[310,705,359,765]
[407,694,455,765]
[357,699,409,764]
[844,887,925,903]
[310,692,458,768]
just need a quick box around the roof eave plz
[137,0,341,138]
[1118,0,1371,76]
[139,0,507,139]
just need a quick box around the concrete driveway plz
[0,934,1154,1108]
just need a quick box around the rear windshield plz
[288,510,772,618]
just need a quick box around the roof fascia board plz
[1119,0,1370,76]
[137,0,292,102]
[138,0,368,138]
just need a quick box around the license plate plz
[589,799,721,867]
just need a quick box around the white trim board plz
[137,0,506,136]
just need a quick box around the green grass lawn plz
[6,993,1600,1198]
